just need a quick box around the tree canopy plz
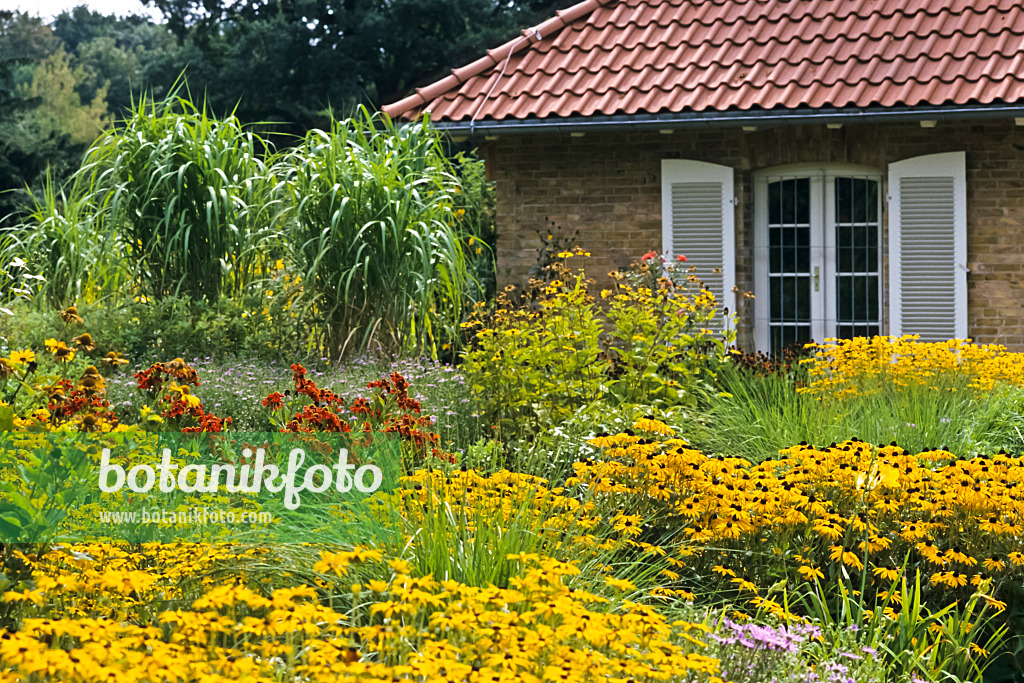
[0,0,574,226]
[139,0,575,125]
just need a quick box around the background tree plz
[1,8,185,225]
[52,7,190,118]
[0,0,576,225]
[0,11,79,227]
[0,10,59,65]
[18,48,109,146]
[136,0,578,125]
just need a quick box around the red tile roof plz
[383,0,1024,123]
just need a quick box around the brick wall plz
[486,119,1024,350]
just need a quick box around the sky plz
[6,0,162,21]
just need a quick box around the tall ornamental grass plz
[1,97,476,360]
[75,94,283,302]
[283,108,470,359]
[0,171,125,308]
[2,94,282,307]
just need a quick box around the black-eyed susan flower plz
[72,332,95,351]
[931,571,968,588]
[798,565,825,581]
[633,415,673,436]
[45,339,75,363]
[944,547,977,566]
[604,576,636,592]
[101,350,129,367]
[729,576,759,594]
[610,511,643,540]
[916,540,945,566]
[9,349,34,365]
[981,595,1007,612]
[829,545,864,570]
[588,432,618,448]
[983,556,1006,572]
[60,306,83,324]
[872,566,901,581]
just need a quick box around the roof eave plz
[431,103,1024,135]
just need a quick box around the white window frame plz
[753,163,884,352]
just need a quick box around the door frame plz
[753,163,883,352]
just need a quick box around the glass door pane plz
[767,178,813,353]
[833,177,880,339]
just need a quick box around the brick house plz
[384,0,1024,352]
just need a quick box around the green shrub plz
[0,172,125,309]
[3,94,479,363]
[86,94,282,302]
[3,92,284,307]
[0,297,287,362]
[461,255,734,438]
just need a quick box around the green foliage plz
[0,430,110,547]
[73,36,144,117]
[451,152,496,302]
[1,171,123,308]
[0,11,100,228]
[462,257,733,437]
[603,266,732,407]
[391,461,666,593]
[707,361,846,461]
[0,11,59,65]
[3,93,486,362]
[1,91,283,307]
[401,474,568,588]
[283,108,471,360]
[51,8,181,116]
[0,296,282,363]
[464,267,603,432]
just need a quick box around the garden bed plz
[2,273,1023,682]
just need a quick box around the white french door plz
[754,166,882,354]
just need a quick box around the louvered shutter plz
[887,152,967,341]
[661,160,736,324]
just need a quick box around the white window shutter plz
[661,160,736,324]
[887,151,967,341]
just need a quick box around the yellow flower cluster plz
[385,467,604,546]
[0,313,126,433]
[800,335,1024,398]
[575,418,1023,607]
[1,544,722,683]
